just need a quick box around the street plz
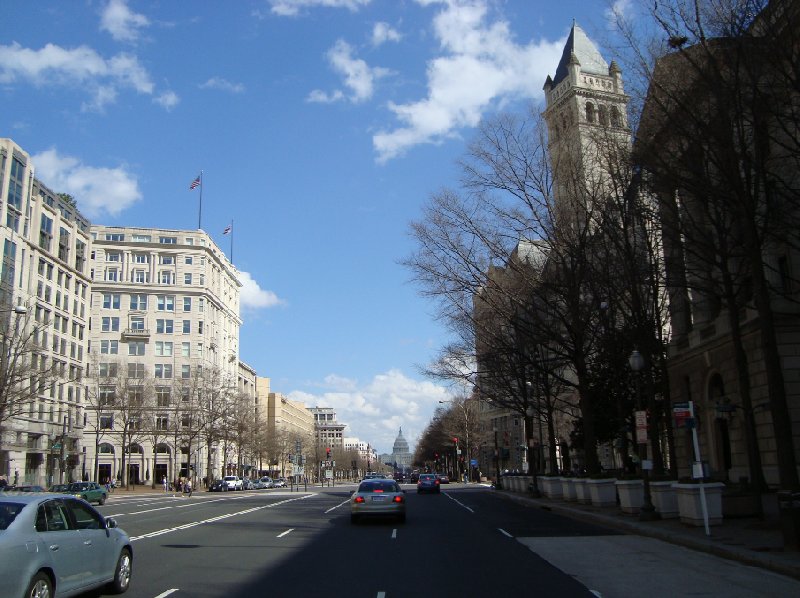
[80,483,800,598]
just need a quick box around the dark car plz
[417,474,441,494]
[438,474,450,484]
[207,479,227,492]
[410,471,420,483]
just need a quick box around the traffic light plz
[453,437,458,444]
[326,447,331,459]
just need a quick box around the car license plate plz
[371,496,387,502]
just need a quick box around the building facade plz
[0,138,92,487]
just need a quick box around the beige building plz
[0,138,92,487]
[84,226,242,485]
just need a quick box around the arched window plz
[598,105,609,126]
[585,102,596,123]
[99,443,114,454]
[610,106,621,127]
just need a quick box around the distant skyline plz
[1,0,623,452]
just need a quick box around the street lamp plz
[629,349,659,521]
[525,405,541,497]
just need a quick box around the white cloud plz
[154,90,180,110]
[100,0,150,43]
[289,369,452,453]
[199,77,246,94]
[268,0,371,17]
[31,148,142,218]
[314,39,390,104]
[372,22,402,46]
[239,271,285,310]
[0,42,155,110]
[373,0,564,162]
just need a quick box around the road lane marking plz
[277,528,294,538]
[154,590,179,598]
[498,528,513,538]
[443,492,474,513]
[129,494,317,541]
[325,498,352,513]
[377,592,386,598]
[129,506,173,515]
[391,529,397,539]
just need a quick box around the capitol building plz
[390,428,412,470]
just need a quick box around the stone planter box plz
[587,478,617,507]
[616,479,644,514]
[573,478,590,504]
[675,482,725,526]
[650,481,679,519]
[541,476,563,499]
[561,477,577,501]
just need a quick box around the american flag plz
[223,224,232,235]
[189,175,201,190]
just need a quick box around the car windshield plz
[0,502,24,530]
[420,475,435,480]
[358,481,400,493]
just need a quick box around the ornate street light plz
[629,350,659,521]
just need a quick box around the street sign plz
[635,428,648,443]
[635,410,648,443]
[51,443,62,450]
[673,403,692,428]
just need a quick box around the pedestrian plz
[163,476,168,493]
[0,475,7,489]
[186,478,192,497]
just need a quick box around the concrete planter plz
[675,482,725,526]
[616,479,644,514]
[561,477,577,501]
[587,478,617,507]
[541,476,563,499]
[650,481,679,519]
[573,478,590,504]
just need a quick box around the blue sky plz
[1,0,621,453]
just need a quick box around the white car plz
[222,476,243,491]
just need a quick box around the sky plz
[1,0,623,454]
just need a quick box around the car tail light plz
[354,496,365,503]
[435,479,440,485]
[374,489,384,493]
[393,495,404,503]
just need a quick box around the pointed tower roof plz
[552,21,609,85]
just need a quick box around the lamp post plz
[629,349,659,521]
[526,405,541,497]
[493,425,501,489]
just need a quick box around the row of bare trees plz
[405,0,800,490]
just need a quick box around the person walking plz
[163,476,168,493]
[185,478,192,497]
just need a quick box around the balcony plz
[123,328,150,338]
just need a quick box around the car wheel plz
[99,494,106,505]
[108,547,132,594]
[350,514,359,524]
[26,571,52,598]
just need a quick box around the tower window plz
[610,106,621,127]
[598,105,609,126]
[585,102,596,123]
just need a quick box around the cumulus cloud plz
[309,39,390,104]
[100,0,151,43]
[289,369,452,453]
[239,271,285,310]
[268,0,371,17]
[0,42,156,111]
[32,148,142,218]
[373,0,564,162]
[199,77,246,94]
[372,22,402,46]
[154,90,180,110]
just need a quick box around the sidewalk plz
[495,487,800,581]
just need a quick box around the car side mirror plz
[105,517,118,529]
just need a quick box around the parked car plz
[6,485,47,493]
[67,481,108,505]
[208,479,227,492]
[0,493,132,597]
[251,479,265,490]
[222,476,243,491]
[273,478,287,488]
[417,474,441,494]
[438,474,450,484]
[242,478,254,490]
[350,478,406,524]
[259,476,274,489]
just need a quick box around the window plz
[100,415,114,429]
[127,363,145,378]
[100,340,118,354]
[195,343,203,358]
[181,387,191,402]
[181,364,191,379]
[598,104,609,126]
[40,214,54,251]
[130,294,148,310]
[185,256,193,265]
[156,415,169,431]
[182,342,190,357]
[185,237,194,245]
[199,274,205,286]
[585,101,596,123]
[99,363,118,377]
[159,255,175,265]
[134,254,149,264]
[159,271,174,284]
[155,364,173,379]
[129,390,144,407]
[99,386,115,406]
[198,298,204,313]
[133,270,149,283]
[128,341,145,356]
[101,317,120,332]
[159,236,177,244]
[183,297,192,311]
[105,233,125,241]
[184,273,192,285]
[132,234,151,242]
[106,252,121,262]
[157,295,175,311]
[102,293,121,309]
[156,319,173,334]
[130,316,145,331]
[610,106,621,127]
[182,320,191,334]
[155,341,173,356]
[105,268,119,282]
[198,321,204,334]
[156,387,171,407]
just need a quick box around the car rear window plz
[0,502,24,530]
[358,481,399,493]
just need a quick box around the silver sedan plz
[0,492,132,597]
[350,479,406,524]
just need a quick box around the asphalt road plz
[84,483,606,598]
[76,483,800,598]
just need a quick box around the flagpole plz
[198,170,203,230]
